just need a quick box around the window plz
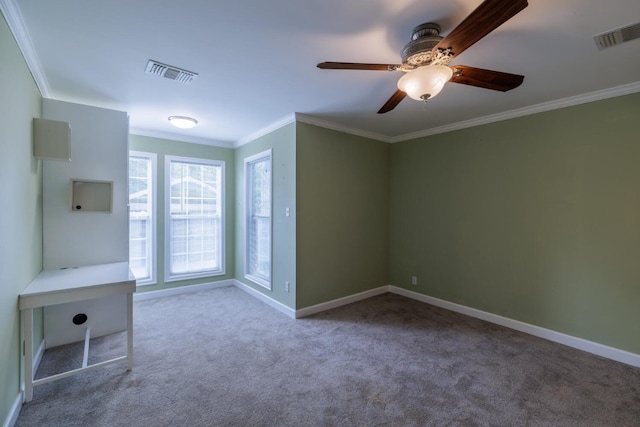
[245,150,272,289]
[165,156,224,281]
[129,151,156,285]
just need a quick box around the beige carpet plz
[17,286,640,426]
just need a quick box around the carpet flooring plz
[16,286,640,426]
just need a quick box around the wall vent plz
[594,22,640,50]
[145,60,198,84]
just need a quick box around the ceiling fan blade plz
[449,65,524,91]
[433,0,528,57]
[377,90,407,114]
[317,62,401,71]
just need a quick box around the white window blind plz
[166,156,224,280]
[245,150,272,289]
[128,151,156,284]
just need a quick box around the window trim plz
[129,151,157,286]
[164,155,225,282]
[244,149,272,290]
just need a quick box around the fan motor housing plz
[401,23,443,67]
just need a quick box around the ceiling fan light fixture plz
[398,65,453,101]
[168,116,198,129]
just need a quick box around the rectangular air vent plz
[594,22,640,50]
[145,60,198,84]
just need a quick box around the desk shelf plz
[19,262,135,402]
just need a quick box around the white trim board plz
[234,280,296,319]
[133,280,235,302]
[9,340,45,427]
[2,390,24,427]
[389,286,640,368]
[5,0,639,150]
[133,280,640,368]
[295,286,389,319]
[3,391,21,427]
[235,114,296,148]
[294,113,391,143]
[132,279,296,317]
[389,81,640,143]
[0,0,50,97]
[129,128,233,149]
[237,82,640,147]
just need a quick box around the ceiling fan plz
[317,0,528,113]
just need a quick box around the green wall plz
[129,135,235,292]
[296,123,389,308]
[3,6,639,421]
[389,92,640,354]
[0,13,43,423]
[235,123,296,309]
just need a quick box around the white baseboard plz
[133,280,235,302]
[233,280,296,319]
[2,392,22,427]
[7,339,45,427]
[123,278,640,368]
[389,286,640,368]
[295,286,390,318]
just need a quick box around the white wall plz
[42,99,129,268]
[41,99,130,347]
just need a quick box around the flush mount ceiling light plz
[168,116,198,129]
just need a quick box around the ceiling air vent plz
[145,60,198,84]
[594,22,640,50]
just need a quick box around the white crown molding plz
[235,113,297,148]
[390,81,640,143]
[294,113,392,143]
[236,82,640,147]
[129,127,234,148]
[0,0,50,97]
[236,112,394,148]
[6,0,636,151]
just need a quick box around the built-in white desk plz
[19,262,136,402]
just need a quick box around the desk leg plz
[127,292,133,371]
[24,308,34,402]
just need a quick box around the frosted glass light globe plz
[397,65,453,101]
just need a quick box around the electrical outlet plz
[285,281,290,292]
[411,276,418,285]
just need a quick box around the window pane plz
[129,153,154,283]
[245,151,271,288]
[167,157,224,279]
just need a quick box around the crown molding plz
[0,0,50,97]
[129,128,234,148]
[6,0,635,149]
[237,81,640,147]
[235,112,393,147]
[234,113,297,147]
[294,113,392,143]
[390,81,640,143]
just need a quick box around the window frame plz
[164,155,225,282]
[244,149,273,290]
[128,151,157,286]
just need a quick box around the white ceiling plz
[4,0,640,146]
